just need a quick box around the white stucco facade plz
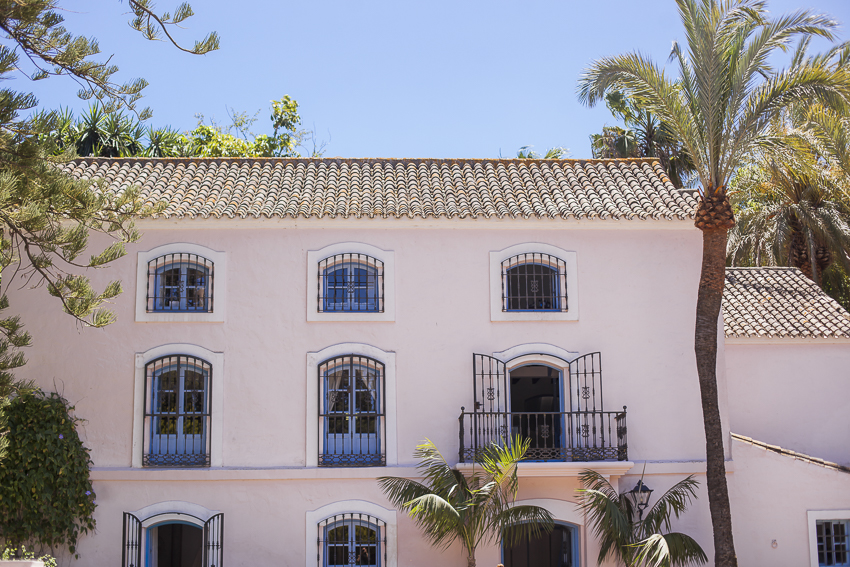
[7,213,849,567]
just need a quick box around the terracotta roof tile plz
[60,157,697,221]
[723,267,850,339]
[731,433,850,474]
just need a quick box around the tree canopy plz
[0,0,218,387]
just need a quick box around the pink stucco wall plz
[729,438,850,566]
[4,219,801,566]
[725,342,850,466]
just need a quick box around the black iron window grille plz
[501,253,568,312]
[318,254,384,313]
[147,253,214,312]
[318,514,386,567]
[818,520,849,566]
[319,355,385,467]
[144,355,212,467]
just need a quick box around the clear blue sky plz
[27,0,850,159]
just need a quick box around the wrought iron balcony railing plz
[458,407,628,463]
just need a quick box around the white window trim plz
[131,500,221,527]
[306,343,397,467]
[307,243,395,322]
[493,343,578,365]
[808,510,850,567]
[136,243,227,323]
[490,243,578,321]
[132,344,225,468]
[305,500,397,567]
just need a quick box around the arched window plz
[147,253,214,312]
[319,355,385,466]
[144,355,212,467]
[318,254,384,313]
[318,514,386,567]
[501,253,568,312]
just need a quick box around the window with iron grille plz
[319,355,385,466]
[501,253,568,312]
[318,254,384,313]
[318,514,386,567]
[147,254,214,312]
[818,520,850,566]
[144,355,212,467]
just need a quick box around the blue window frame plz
[147,254,214,312]
[501,253,568,312]
[318,254,383,313]
[319,514,385,567]
[319,355,385,466]
[144,355,211,467]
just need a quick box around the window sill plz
[95,465,419,481]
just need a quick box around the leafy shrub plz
[0,391,96,557]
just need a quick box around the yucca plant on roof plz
[578,1,850,565]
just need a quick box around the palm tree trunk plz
[695,226,738,567]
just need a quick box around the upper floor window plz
[144,354,212,467]
[818,519,849,566]
[501,253,568,312]
[318,513,386,567]
[318,254,384,313]
[307,243,395,322]
[136,243,227,323]
[319,355,385,467]
[489,244,578,322]
[147,253,214,312]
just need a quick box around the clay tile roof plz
[59,157,697,221]
[723,267,850,339]
[731,433,850,474]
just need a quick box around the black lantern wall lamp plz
[627,479,654,521]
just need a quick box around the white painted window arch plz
[307,243,395,322]
[136,243,227,323]
[306,343,397,467]
[490,243,578,321]
[133,344,225,468]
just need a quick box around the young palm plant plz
[378,437,553,567]
[577,470,707,567]
[578,3,850,564]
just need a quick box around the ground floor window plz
[818,520,850,566]
[318,513,386,567]
[503,523,577,567]
[123,511,223,567]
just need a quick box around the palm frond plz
[633,532,709,567]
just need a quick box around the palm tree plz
[728,42,850,287]
[590,92,695,188]
[577,470,707,567]
[515,145,570,159]
[378,438,554,567]
[578,2,850,565]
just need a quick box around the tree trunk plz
[466,553,476,567]
[695,226,738,567]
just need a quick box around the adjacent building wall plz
[725,341,850,466]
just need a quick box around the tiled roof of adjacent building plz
[731,433,850,474]
[723,267,850,339]
[59,157,698,221]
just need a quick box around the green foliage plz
[576,470,707,567]
[0,0,217,391]
[378,437,553,567]
[0,391,96,557]
[515,146,570,159]
[1,545,58,566]
[40,96,316,158]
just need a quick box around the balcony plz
[458,407,628,463]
